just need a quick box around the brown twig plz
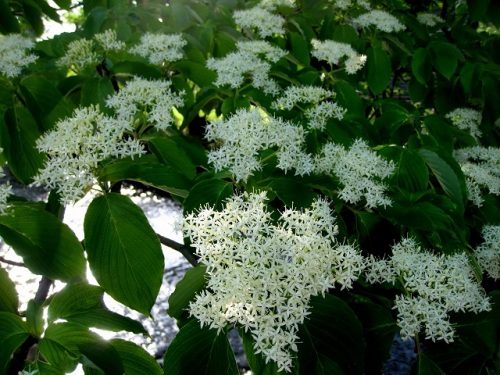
[157,234,198,267]
[0,256,24,267]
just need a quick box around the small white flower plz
[130,33,186,65]
[233,6,285,38]
[446,108,482,140]
[474,225,500,280]
[106,77,184,131]
[314,139,395,208]
[184,192,362,371]
[454,146,500,207]
[57,38,99,72]
[352,9,405,33]
[0,34,38,78]
[259,0,296,10]
[417,12,444,27]
[94,29,125,52]
[311,39,367,74]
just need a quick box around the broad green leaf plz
[167,265,206,323]
[411,48,432,86]
[0,0,20,33]
[26,300,44,337]
[0,267,18,313]
[240,329,283,375]
[174,61,216,87]
[333,81,364,114]
[410,353,445,375]
[0,312,30,375]
[297,294,365,375]
[366,45,392,95]
[392,149,429,192]
[40,322,124,374]
[270,178,318,208]
[99,156,192,198]
[333,24,358,44]
[183,179,234,214]
[163,319,239,375]
[417,149,465,212]
[2,106,45,184]
[423,115,454,152]
[350,302,398,374]
[466,0,491,22]
[80,77,115,112]
[23,0,45,36]
[110,339,162,375]
[0,206,85,281]
[149,137,196,179]
[289,32,310,66]
[48,283,147,334]
[460,62,483,96]
[384,200,453,232]
[110,61,162,79]
[84,193,164,315]
[53,0,72,9]
[430,42,459,80]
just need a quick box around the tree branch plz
[157,234,198,267]
[0,256,24,267]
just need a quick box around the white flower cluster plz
[474,225,500,280]
[417,12,444,27]
[365,238,491,343]
[233,6,285,38]
[272,85,346,130]
[205,108,311,181]
[259,0,295,10]
[57,38,99,72]
[33,105,145,205]
[311,39,367,74]
[207,41,286,95]
[0,34,38,78]
[352,10,405,33]
[130,33,186,65]
[329,0,371,10]
[315,139,395,208]
[106,77,184,131]
[446,108,482,140]
[94,29,125,52]
[454,146,500,207]
[183,192,364,372]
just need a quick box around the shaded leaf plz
[0,312,30,375]
[84,193,164,315]
[167,265,206,324]
[183,179,233,214]
[366,45,392,95]
[149,137,196,179]
[0,267,18,314]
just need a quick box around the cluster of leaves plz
[0,0,499,374]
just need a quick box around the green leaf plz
[163,319,239,375]
[167,265,206,324]
[23,0,45,36]
[2,106,45,184]
[183,179,234,214]
[240,329,283,375]
[269,178,318,208]
[110,61,162,80]
[366,45,392,95]
[417,149,465,212]
[53,0,72,10]
[384,200,453,232]
[48,282,147,334]
[0,312,30,375]
[333,24,359,44]
[84,193,164,315]
[411,48,432,86]
[0,0,20,33]
[289,32,310,66]
[466,0,491,22]
[149,137,197,179]
[333,81,364,114]
[297,294,365,375]
[429,42,459,80]
[26,300,44,337]
[392,149,429,192]
[174,61,216,87]
[110,339,162,375]
[411,353,445,375]
[0,206,86,281]
[40,322,124,374]
[99,156,192,198]
[80,77,115,112]
[0,267,18,314]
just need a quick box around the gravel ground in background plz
[0,172,415,374]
